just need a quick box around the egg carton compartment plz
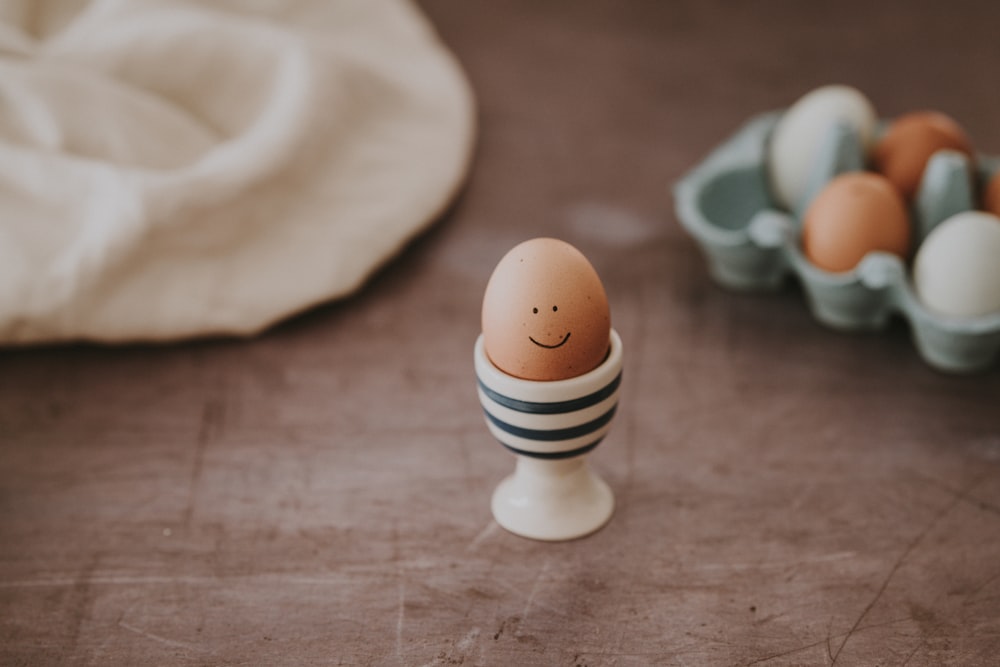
[673,111,1000,373]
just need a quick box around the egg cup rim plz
[475,329,622,403]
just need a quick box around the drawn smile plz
[529,332,571,349]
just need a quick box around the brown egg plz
[872,111,974,200]
[985,170,1000,217]
[482,238,611,381]
[802,172,911,273]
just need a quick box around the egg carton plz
[673,111,1000,373]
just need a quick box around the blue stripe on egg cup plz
[474,329,623,461]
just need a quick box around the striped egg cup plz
[474,329,622,541]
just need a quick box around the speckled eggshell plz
[873,111,974,201]
[802,172,911,273]
[767,84,878,212]
[914,211,1000,318]
[482,238,611,381]
[984,170,1000,217]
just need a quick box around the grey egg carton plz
[673,111,1000,373]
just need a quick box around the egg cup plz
[474,329,622,541]
[674,112,1000,373]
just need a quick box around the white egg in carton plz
[674,104,1000,373]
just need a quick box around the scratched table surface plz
[3,2,1000,665]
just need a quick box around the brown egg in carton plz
[673,89,1000,373]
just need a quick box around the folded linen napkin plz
[0,0,474,343]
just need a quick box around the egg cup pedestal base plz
[491,456,614,541]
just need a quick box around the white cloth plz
[0,0,475,343]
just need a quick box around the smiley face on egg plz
[482,238,611,381]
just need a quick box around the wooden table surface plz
[3,2,1000,665]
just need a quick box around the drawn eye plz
[532,307,538,314]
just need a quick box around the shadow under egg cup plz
[474,329,622,541]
